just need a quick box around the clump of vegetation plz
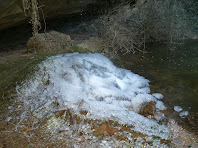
[100,0,198,54]
[23,0,44,35]
[71,45,90,53]
[27,31,73,52]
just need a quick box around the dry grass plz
[27,31,73,52]
[77,37,104,53]
[100,0,198,54]
[23,0,43,35]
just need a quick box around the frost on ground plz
[173,106,189,118]
[16,53,170,140]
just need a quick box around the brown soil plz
[0,24,32,146]
[0,102,30,148]
[139,101,156,117]
[93,122,120,136]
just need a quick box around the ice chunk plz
[174,106,183,112]
[6,117,12,122]
[8,106,13,109]
[17,53,170,139]
[156,101,166,110]
[179,111,189,118]
[155,113,165,121]
[152,93,164,100]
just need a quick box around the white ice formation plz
[179,111,189,118]
[16,53,170,139]
[174,106,183,112]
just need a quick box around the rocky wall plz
[0,0,116,30]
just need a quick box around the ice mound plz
[17,53,170,139]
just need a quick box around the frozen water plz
[174,106,183,112]
[6,117,12,122]
[179,111,189,118]
[17,53,170,139]
[156,100,167,110]
[152,93,164,100]
[174,106,188,118]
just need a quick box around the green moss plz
[126,145,130,148]
[98,134,103,138]
[71,45,89,53]
[0,51,58,101]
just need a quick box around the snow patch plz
[179,111,189,118]
[152,93,164,100]
[174,106,189,118]
[17,53,169,139]
[156,100,167,110]
[174,106,183,112]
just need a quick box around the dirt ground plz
[0,24,34,147]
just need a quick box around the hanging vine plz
[23,0,42,35]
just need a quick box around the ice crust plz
[179,111,189,118]
[152,93,164,100]
[156,100,167,110]
[17,53,170,139]
[174,106,183,112]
